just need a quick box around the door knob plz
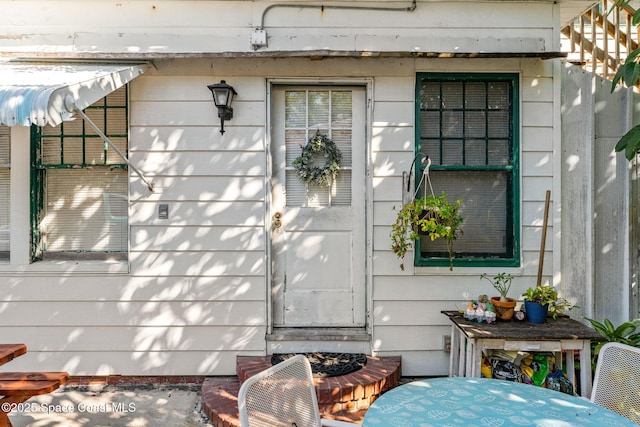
[272,212,282,229]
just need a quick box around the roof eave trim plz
[0,51,567,60]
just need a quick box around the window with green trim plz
[415,73,519,268]
[31,86,129,261]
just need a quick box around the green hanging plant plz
[390,192,463,271]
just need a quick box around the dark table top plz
[442,311,604,341]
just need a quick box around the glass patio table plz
[362,377,638,426]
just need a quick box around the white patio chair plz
[237,354,360,427]
[591,342,640,423]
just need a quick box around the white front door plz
[270,85,366,328]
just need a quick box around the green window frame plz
[415,72,520,268]
[30,87,129,261]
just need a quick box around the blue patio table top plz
[362,377,639,426]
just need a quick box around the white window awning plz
[0,61,149,127]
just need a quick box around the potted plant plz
[583,317,640,372]
[481,272,517,320]
[521,285,577,323]
[390,192,463,271]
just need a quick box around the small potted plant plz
[521,285,577,323]
[390,192,463,271]
[481,273,517,321]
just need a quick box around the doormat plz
[271,352,367,378]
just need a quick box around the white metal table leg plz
[449,324,460,376]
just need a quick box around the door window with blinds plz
[284,89,352,206]
[416,73,519,267]
[0,126,9,261]
[31,86,129,261]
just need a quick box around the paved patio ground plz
[7,384,214,427]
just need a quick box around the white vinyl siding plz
[0,57,558,378]
[0,0,568,377]
[124,74,268,374]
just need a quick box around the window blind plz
[284,89,352,207]
[417,74,517,264]
[0,125,9,256]
[42,168,128,252]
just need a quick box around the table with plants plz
[442,309,604,397]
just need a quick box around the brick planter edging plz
[236,355,401,415]
[203,355,402,427]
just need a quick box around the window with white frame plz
[415,73,520,268]
[31,86,129,261]
[0,125,9,261]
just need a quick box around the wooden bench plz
[0,345,25,367]
[0,345,69,427]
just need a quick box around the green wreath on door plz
[292,132,342,188]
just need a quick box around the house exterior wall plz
[0,1,558,56]
[561,63,640,325]
[372,58,559,375]
[0,0,584,376]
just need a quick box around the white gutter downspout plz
[65,95,155,193]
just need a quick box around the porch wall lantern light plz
[207,80,237,134]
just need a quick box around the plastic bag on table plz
[521,353,552,387]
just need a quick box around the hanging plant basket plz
[390,192,463,271]
[292,133,342,188]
